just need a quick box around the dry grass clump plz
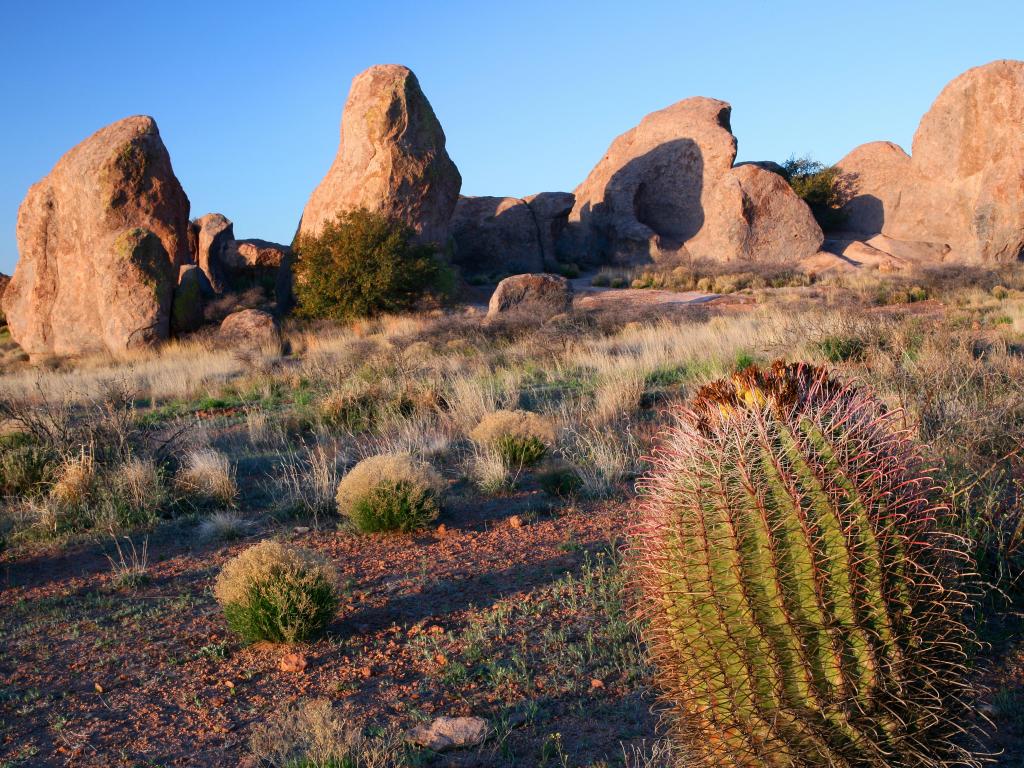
[49,448,96,509]
[250,698,412,768]
[277,445,341,524]
[470,409,555,467]
[109,458,166,515]
[214,539,337,644]
[198,510,252,542]
[175,449,237,506]
[336,453,444,533]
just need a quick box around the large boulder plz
[836,141,912,236]
[4,116,190,357]
[297,64,461,245]
[688,164,824,263]
[486,273,573,319]
[524,192,575,268]
[218,308,280,350]
[560,97,737,266]
[450,197,544,278]
[889,59,1024,263]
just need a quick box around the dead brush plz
[175,449,238,507]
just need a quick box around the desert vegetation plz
[2,260,1024,766]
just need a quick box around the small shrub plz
[104,458,165,526]
[249,698,413,768]
[781,155,851,231]
[816,334,866,363]
[471,445,515,494]
[292,208,449,320]
[336,453,444,533]
[470,410,555,468]
[992,284,1010,300]
[538,464,583,499]
[591,272,611,287]
[215,540,337,644]
[199,510,252,542]
[176,449,237,506]
[105,534,149,589]
[557,262,581,279]
[0,434,54,498]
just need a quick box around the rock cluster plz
[837,59,1024,264]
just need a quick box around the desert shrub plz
[591,272,611,287]
[103,458,165,526]
[49,448,96,511]
[815,334,866,363]
[292,208,449,321]
[630,362,981,766]
[175,449,237,507]
[249,698,412,768]
[538,464,583,499]
[199,510,251,542]
[556,262,581,279]
[992,284,1010,300]
[0,433,54,498]
[336,453,444,533]
[782,155,851,231]
[610,276,628,289]
[469,410,555,468]
[215,540,337,644]
[277,445,341,524]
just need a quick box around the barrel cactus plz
[630,362,981,767]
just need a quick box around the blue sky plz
[1,0,1022,274]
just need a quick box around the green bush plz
[215,540,338,644]
[349,480,441,533]
[292,208,450,320]
[782,156,851,231]
[538,465,583,498]
[336,454,445,533]
[591,272,611,287]
[0,434,54,498]
[816,334,866,363]
[495,434,547,467]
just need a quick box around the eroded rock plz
[486,273,573,319]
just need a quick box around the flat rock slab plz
[408,715,489,751]
[575,288,721,308]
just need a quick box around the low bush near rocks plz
[214,540,337,644]
[292,207,452,321]
[336,453,445,533]
[470,410,555,468]
[782,155,851,231]
[0,433,53,498]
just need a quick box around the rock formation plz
[560,97,738,266]
[189,213,234,293]
[297,64,461,246]
[3,116,190,357]
[836,60,1024,264]
[171,265,207,334]
[688,164,823,263]
[835,142,911,236]
[450,197,544,277]
[487,274,573,318]
[559,98,822,266]
[524,192,575,268]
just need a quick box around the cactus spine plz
[630,362,980,767]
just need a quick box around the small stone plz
[508,515,523,529]
[359,666,373,679]
[279,652,307,674]
[408,716,489,752]
[590,678,605,689]
[436,524,448,536]
[293,526,310,535]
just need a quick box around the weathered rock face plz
[524,192,575,268]
[450,197,544,278]
[889,59,1024,263]
[688,164,824,263]
[836,141,912,236]
[218,308,280,350]
[4,116,190,357]
[190,213,234,292]
[171,265,207,334]
[297,64,461,245]
[560,97,737,266]
[835,60,1024,264]
[0,274,10,325]
[486,273,573,319]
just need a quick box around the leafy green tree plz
[291,208,450,320]
[781,155,851,232]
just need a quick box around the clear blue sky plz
[1,0,1022,274]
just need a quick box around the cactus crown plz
[631,361,981,767]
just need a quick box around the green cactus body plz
[631,362,980,767]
